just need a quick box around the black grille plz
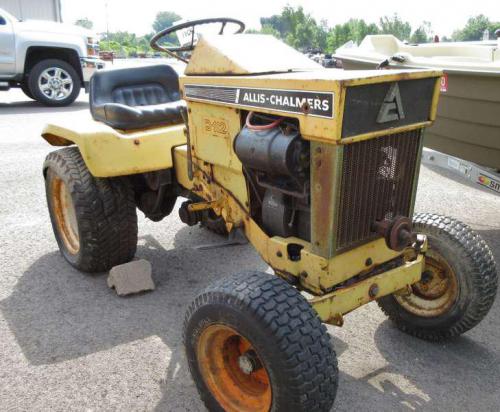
[336,129,422,252]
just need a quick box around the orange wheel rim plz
[197,324,272,412]
[51,175,80,254]
[396,249,459,317]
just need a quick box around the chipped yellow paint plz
[42,121,186,177]
[310,255,424,324]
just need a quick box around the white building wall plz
[0,0,62,22]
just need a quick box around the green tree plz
[74,17,93,30]
[326,19,379,52]
[379,14,412,40]
[152,11,182,45]
[410,21,432,43]
[152,11,182,32]
[452,15,500,41]
[259,6,328,51]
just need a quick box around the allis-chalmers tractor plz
[41,19,497,411]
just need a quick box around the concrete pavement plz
[0,87,499,411]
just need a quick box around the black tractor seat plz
[90,64,186,130]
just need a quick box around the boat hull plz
[337,58,500,169]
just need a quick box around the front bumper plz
[81,57,106,89]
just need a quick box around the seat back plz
[90,64,181,109]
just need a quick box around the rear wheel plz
[378,213,498,341]
[184,271,338,411]
[44,147,138,272]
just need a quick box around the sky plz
[60,0,500,38]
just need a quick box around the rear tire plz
[184,271,338,411]
[44,147,138,272]
[28,59,80,107]
[378,213,497,341]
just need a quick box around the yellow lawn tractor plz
[41,19,498,412]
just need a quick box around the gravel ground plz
[0,86,499,412]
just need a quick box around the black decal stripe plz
[184,84,335,119]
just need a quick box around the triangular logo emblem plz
[376,83,405,123]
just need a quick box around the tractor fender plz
[42,121,187,177]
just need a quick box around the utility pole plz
[105,0,110,41]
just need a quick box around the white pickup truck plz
[0,8,104,106]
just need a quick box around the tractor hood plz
[185,34,321,75]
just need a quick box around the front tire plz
[44,147,138,272]
[378,213,497,341]
[20,81,34,99]
[28,59,80,107]
[184,271,338,412]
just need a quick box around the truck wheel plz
[44,147,138,272]
[20,81,34,99]
[378,213,497,341]
[28,59,80,107]
[184,271,338,412]
[200,210,228,236]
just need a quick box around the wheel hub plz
[38,67,73,101]
[238,350,262,375]
[395,249,459,317]
[197,324,271,412]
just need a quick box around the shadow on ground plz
[0,99,88,114]
[0,225,266,410]
[1,223,499,411]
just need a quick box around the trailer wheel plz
[378,213,497,341]
[44,147,138,272]
[184,271,338,412]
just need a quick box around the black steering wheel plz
[150,18,245,63]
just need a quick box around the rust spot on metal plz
[369,283,379,298]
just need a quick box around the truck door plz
[0,11,16,76]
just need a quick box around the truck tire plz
[28,59,81,107]
[378,213,498,341]
[20,81,34,99]
[44,147,138,272]
[184,271,339,411]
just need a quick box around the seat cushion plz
[90,64,186,130]
[94,100,186,131]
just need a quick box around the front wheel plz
[44,147,138,272]
[184,271,338,411]
[28,59,81,106]
[378,213,497,341]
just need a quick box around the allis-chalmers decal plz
[184,84,334,118]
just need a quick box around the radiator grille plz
[336,129,422,251]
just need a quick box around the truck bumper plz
[81,57,105,90]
